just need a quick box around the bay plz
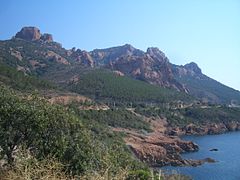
[162,131,240,180]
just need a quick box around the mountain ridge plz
[1,26,239,104]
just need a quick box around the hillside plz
[68,69,193,105]
[0,63,55,91]
[172,63,240,104]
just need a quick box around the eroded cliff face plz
[105,46,187,92]
[125,130,200,167]
[69,49,94,67]
[15,27,53,43]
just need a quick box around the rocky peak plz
[146,47,167,62]
[184,62,202,75]
[121,44,135,52]
[40,33,53,42]
[15,27,41,41]
[15,26,53,43]
[90,44,144,65]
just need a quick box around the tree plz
[0,86,96,173]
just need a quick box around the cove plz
[162,131,240,180]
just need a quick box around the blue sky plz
[1,0,240,90]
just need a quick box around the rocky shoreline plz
[113,118,238,168]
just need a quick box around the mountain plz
[107,46,187,92]
[0,26,240,104]
[172,62,240,104]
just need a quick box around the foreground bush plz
[0,85,99,174]
[0,85,150,178]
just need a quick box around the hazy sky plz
[1,0,240,90]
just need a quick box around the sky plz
[0,0,240,90]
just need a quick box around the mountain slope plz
[68,69,193,105]
[0,63,55,91]
[173,62,240,104]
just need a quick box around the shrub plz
[0,86,99,174]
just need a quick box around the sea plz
[161,131,240,180]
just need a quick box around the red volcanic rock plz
[15,27,41,41]
[70,49,94,67]
[40,33,53,42]
[15,27,54,43]
[110,49,187,91]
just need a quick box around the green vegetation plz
[175,106,240,125]
[136,105,240,127]
[74,108,152,132]
[0,63,54,91]
[0,39,71,76]
[0,85,149,178]
[176,75,240,104]
[1,37,239,180]
[69,69,193,105]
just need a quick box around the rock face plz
[15,27,53,42]
[87,45,187,91]
[15,27,41,41]
[112,47,187,91]
[45,50,69,65]
[184,62,202,75]
[173,62,202,78]
[69,49,94,67]
[112,117,214,167]
[127,134,200,167]
[40,33,53,42]
[90,44,144,65]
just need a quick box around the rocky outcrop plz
[15,27,41,41]
[9,47,23,61]
[40,33,53,42]
[15,27,53,43]
[90,44,144,65]
[172,62,202,78]
[112,116,215,168]
[29,60,46,70]
[113,70,124,76]
[45,50,69,65]
[116,126,216,167]
[69,49,94,67]
[184,62,202,75]
[106,46,187,92]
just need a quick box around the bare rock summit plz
[15,27,53,42]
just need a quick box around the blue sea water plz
[162,132,240,180]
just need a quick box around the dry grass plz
[0,151,69,180]
[0,149,130,180]
[0,149,191,180]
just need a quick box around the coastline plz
[113,117,240,168]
